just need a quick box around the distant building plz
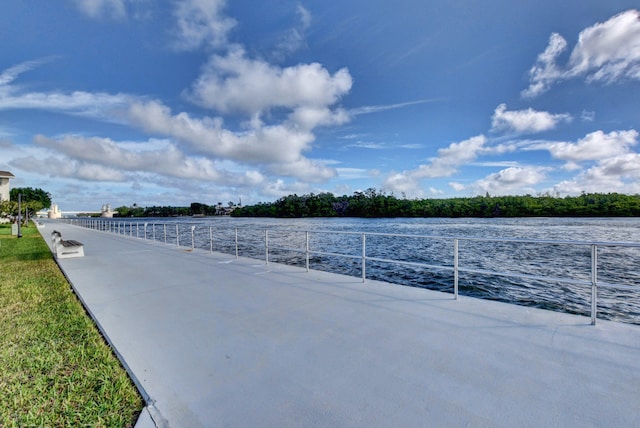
[101,204,114,218]
[49,204,62,219]
[0,171,15,202]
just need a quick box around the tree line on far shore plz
[113,201,239,217]
[230,190,640,218]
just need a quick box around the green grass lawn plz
[0,223,143,427]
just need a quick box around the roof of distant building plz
[0,171,15,178]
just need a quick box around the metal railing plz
[63,218,640,325]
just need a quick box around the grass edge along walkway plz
[0,223,143,427]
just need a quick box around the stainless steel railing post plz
[265,229,269,265]
[454,238,459,300]
[191,225,196,251]
[591,244,598,325]
[306,231,310,272]
[235,227,239,259]
[362,233,366,283]
[176,224,179,246]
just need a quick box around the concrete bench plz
[51,230,85,259]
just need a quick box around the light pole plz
[17,193,22,238]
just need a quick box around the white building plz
[48,204,62,219]
[0,171,15,202]
[101,204,114,218]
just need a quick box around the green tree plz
[10,187,52,210]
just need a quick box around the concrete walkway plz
[40,220,640,427]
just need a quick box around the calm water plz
[101,217,640,324]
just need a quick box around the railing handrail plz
[62,218,640,325]
[78,219,640,248]
[255,226,640,248]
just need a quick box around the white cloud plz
[297,3,312,29]
[382,135,488,196]
[34,135,193,175]
[172,0,237,50]
[588,153,640,178]
[0,59,53,86]
[449,182,465,192]
[345,141,387,150]
[568,9,640,83]
[381,172,427,198]
[274,4,313,58]
[21,134,275,188]
[336,167,369,179]
[73,0,149,20]
[348,99,436,116]
[421,135,488,177]
[0,89,132,121]
[552,153,640,195]
[0,60,132,121]
[127,100,338,181]
[491,103,571,134]
[468,167,547,195]
[266,157,336,182]
[72,0,128,19]
[521,33,567,98]
[523,9,640,98]
[520,129,640,195]
[11,155,127,182]
[188,48,352,118]
[581,110,595,122]
[527,129,638,162]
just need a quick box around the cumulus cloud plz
[127,100,339,181]
[11,155,127,182]
[521,33,567,98]
[188,48,352,118]
[523,9,640,98]
[139,45,354,182]
[465,167,548,196]
[26,134,273,187]
[35,135,195,175]
[491,103,571,134]
[131,101,296,160]
[172,0,237,50]
[553,153,640,195]
[527,129,638,162]
[517,129,640,195]
[266,157,336,182]
[382,135,489,196]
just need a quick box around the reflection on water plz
[96,217,640,324]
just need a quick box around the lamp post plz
[17,193,22,238]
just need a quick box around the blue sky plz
[1,1,639,211]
